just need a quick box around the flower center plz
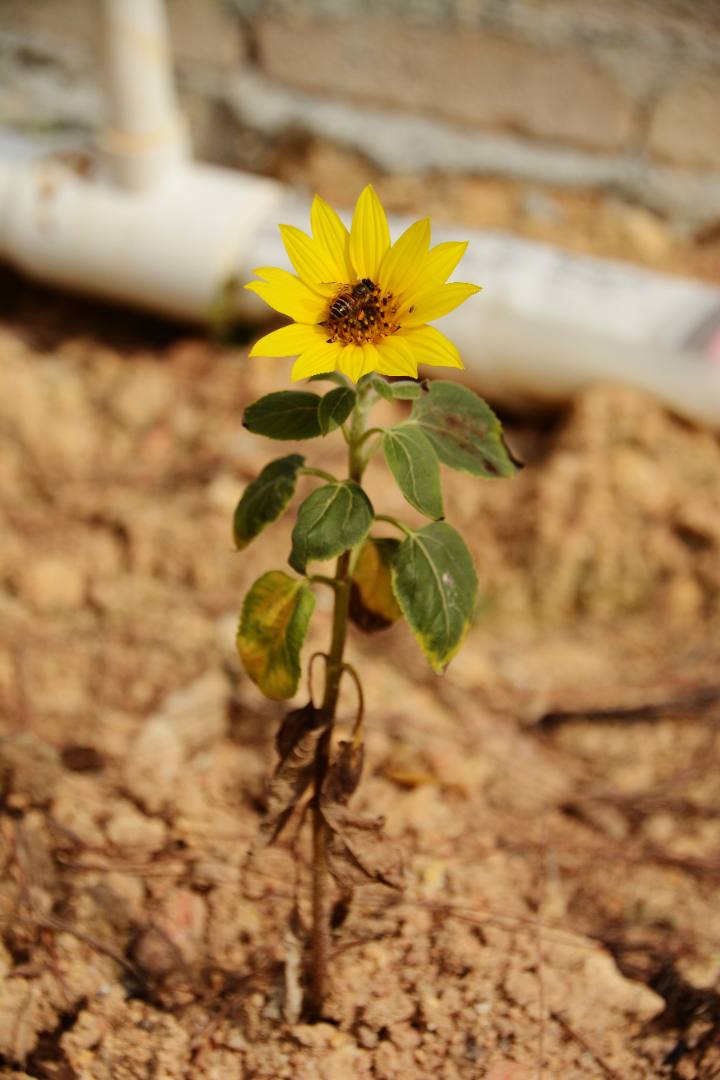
[322,278,400,347]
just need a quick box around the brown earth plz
[0,207,720,1080]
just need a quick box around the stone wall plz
[1,0,719,224]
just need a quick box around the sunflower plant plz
[234,186,518,1018]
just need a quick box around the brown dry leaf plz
[323,804,403,891]
[254,702,326,850]
[322,739,364,806]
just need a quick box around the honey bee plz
[327,278,376,322]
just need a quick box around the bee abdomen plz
[329,296,353,319]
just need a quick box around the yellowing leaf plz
[349,537,402,632]
[237,571,315,700]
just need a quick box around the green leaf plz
[318,386,357,435]
[233,453,304,550]
[364,374,425,401]
[289,481,374,574]
[236,571,315,700]
[410,381,518,478]
[243,390,322,441]
[386,379,425,400]
[309,372,349,387]
[383,425,443,519]
[349,537,402,633]
[391,522,477,672]
[364,373,393,401]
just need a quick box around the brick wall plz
[0,0,719,223]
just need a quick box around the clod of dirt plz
[123,671,229,813]
[61,994,193,1080]
[14,556,87,614]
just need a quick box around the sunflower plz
[245,185,480,382]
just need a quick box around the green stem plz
[307,574,339,591]
[374,513,413,537]
[308,385,372,1019]
[300,466,338,483]
[353,425,384,449]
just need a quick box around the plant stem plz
[307,383,373,1018]
[308,547,350,1018]
[300,465,338,483]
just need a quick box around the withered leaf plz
[255,702,326,850]
[322,805,403,891]
[275,701,320,759]
[322,739,364,806]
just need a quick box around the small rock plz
[357,1024,379,1049]
[133,889,207,974]
[123,718,183,813]
[206,473,240,515]
[132,927,179,977]
[160,670,228,754]
[2,733,63,807]
[154,889,206,964]
[0,976,59,1060]
[92,871,146,926]
[105,800,167,854]
[52,776,106,846]
[16,556,85,613]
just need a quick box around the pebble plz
[16,557,86,613]
[123,718,184,813]
[160,670,229,754]
[105,800,167,854]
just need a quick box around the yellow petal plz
[245,268,326,323]
[292,339,343,380]
[398,282,480,327]
[373,335,419,378]
[378,218,430,298]
[249,323,325,358]
[310,195,353,282]
[279,224,337,289]
[357,342,382,378]
[349,185,390,281]
[402,241,469,297]
[399,325,464,369]
[336,344,369,382]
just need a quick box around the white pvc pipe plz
[100,0,188,190]
[0,0,285,319]
[0,147,283,320]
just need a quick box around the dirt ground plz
[1,171,720,1080]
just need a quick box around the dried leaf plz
[322,739,364,806]
[255,703,326,849]
[322,805,403,890]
